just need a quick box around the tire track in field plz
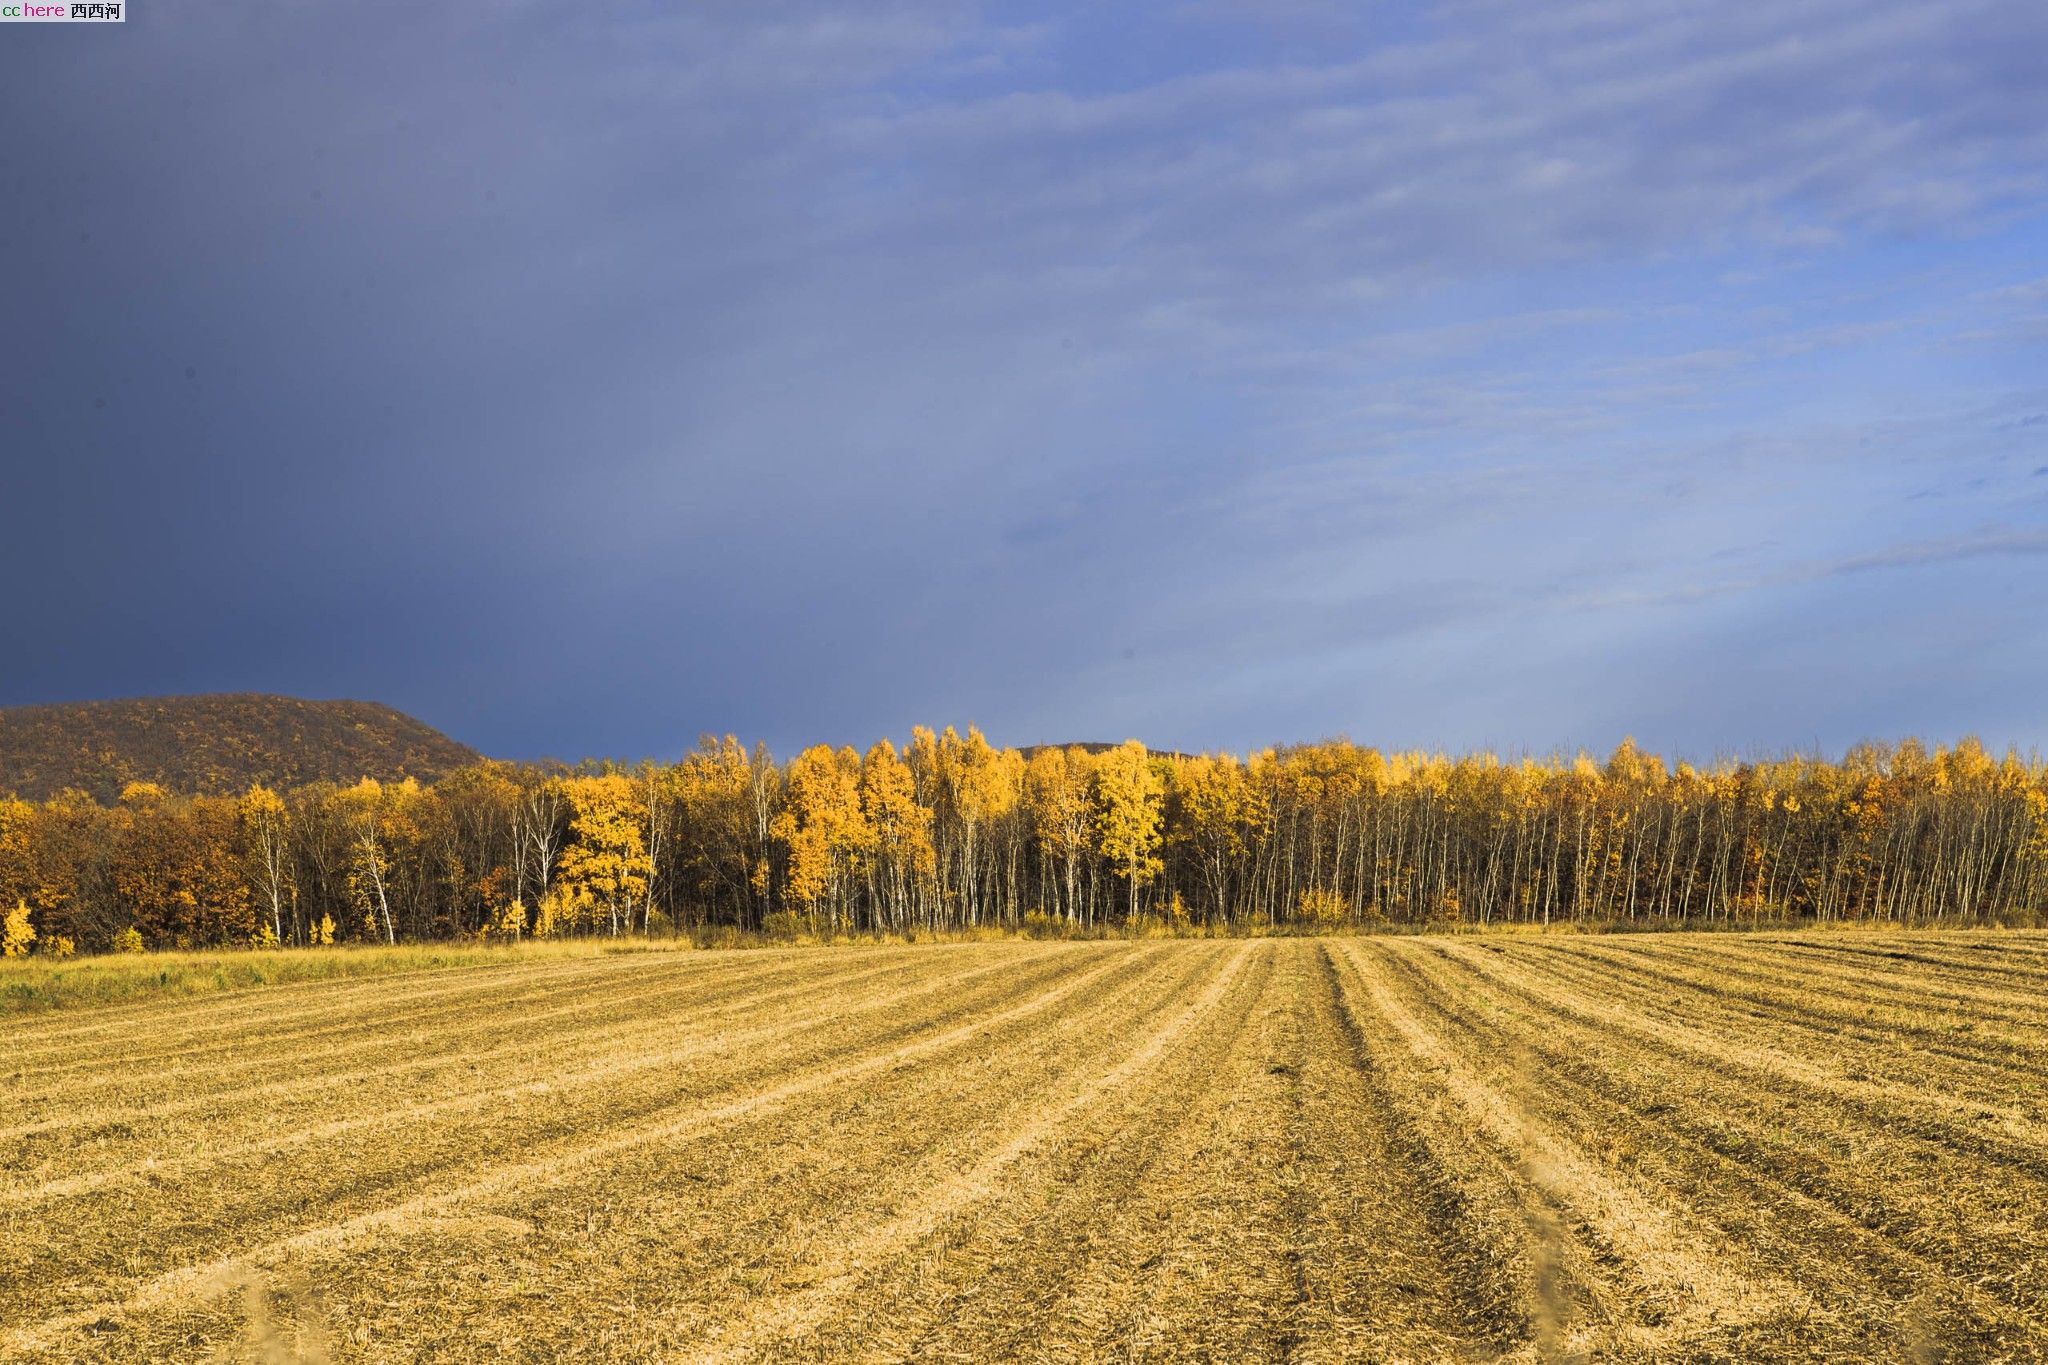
[1468,942,2048,1171]
[1419,942,2048,1355]
[1275,948,1318,1365]
[0,951,617,1051]
[1509,942,2048,1104]
[1757,936,2048,993]
[1301,940,1513,1360]
[4,953,722,1100]
[1,950,663,1066]
[1596,936,2048,1024]
[382,941,1231,1363]
[1636,935,2048,1016]
[803,945,1277,1364]
[21,949,1200,1362]
[0,945,1067,1210]
[0,949,923,1145]
[1023,941,1299,1364]
[1342,940,1811,1349]
[0,945,1161,1361]
[2,946,972,1141]
[1023,940,1476,1363]
[1560,939,2048,1057]
[1596,938,2048,1047]
[1428,942,2048,1342]
[0,949,1105,1324]
[5,948,814,1101]
[1327,943,1593,1361]
[1528,941,2048,1115]
[680,942,1258,1364]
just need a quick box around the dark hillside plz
[0,693,481,801]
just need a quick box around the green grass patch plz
[0,939,661,1015]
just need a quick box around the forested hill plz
[0,694,480,801]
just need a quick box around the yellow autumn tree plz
[773,745,869,932]
[1175,753,1261,927]
[110,786,251,947]
[329,777,424,944]
[1298,887,1348,926]
[1095,740,1164,923]
[950,728,1021,927]
[238,784,291,946]
[2,899,35,957]
[554,774,650,936]
[488,898,527,941]
[1026,747,1096,924]
[0,798,32,910]
[913,726,1021,926]
[675,735,779,931]
[532,888,567,940]
[861,739,934,930]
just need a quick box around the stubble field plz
[4,932,2048,1363]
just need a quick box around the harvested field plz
[4,933,2048,1362]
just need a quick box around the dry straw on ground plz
[4,932,2048,1361]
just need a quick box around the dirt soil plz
[5,932,2047,1362]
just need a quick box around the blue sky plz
[3,0,2045,761]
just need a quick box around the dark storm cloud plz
[2,0,2045,760]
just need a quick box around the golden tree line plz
[3,730,2045,953]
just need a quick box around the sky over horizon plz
[4,0,2046,762]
